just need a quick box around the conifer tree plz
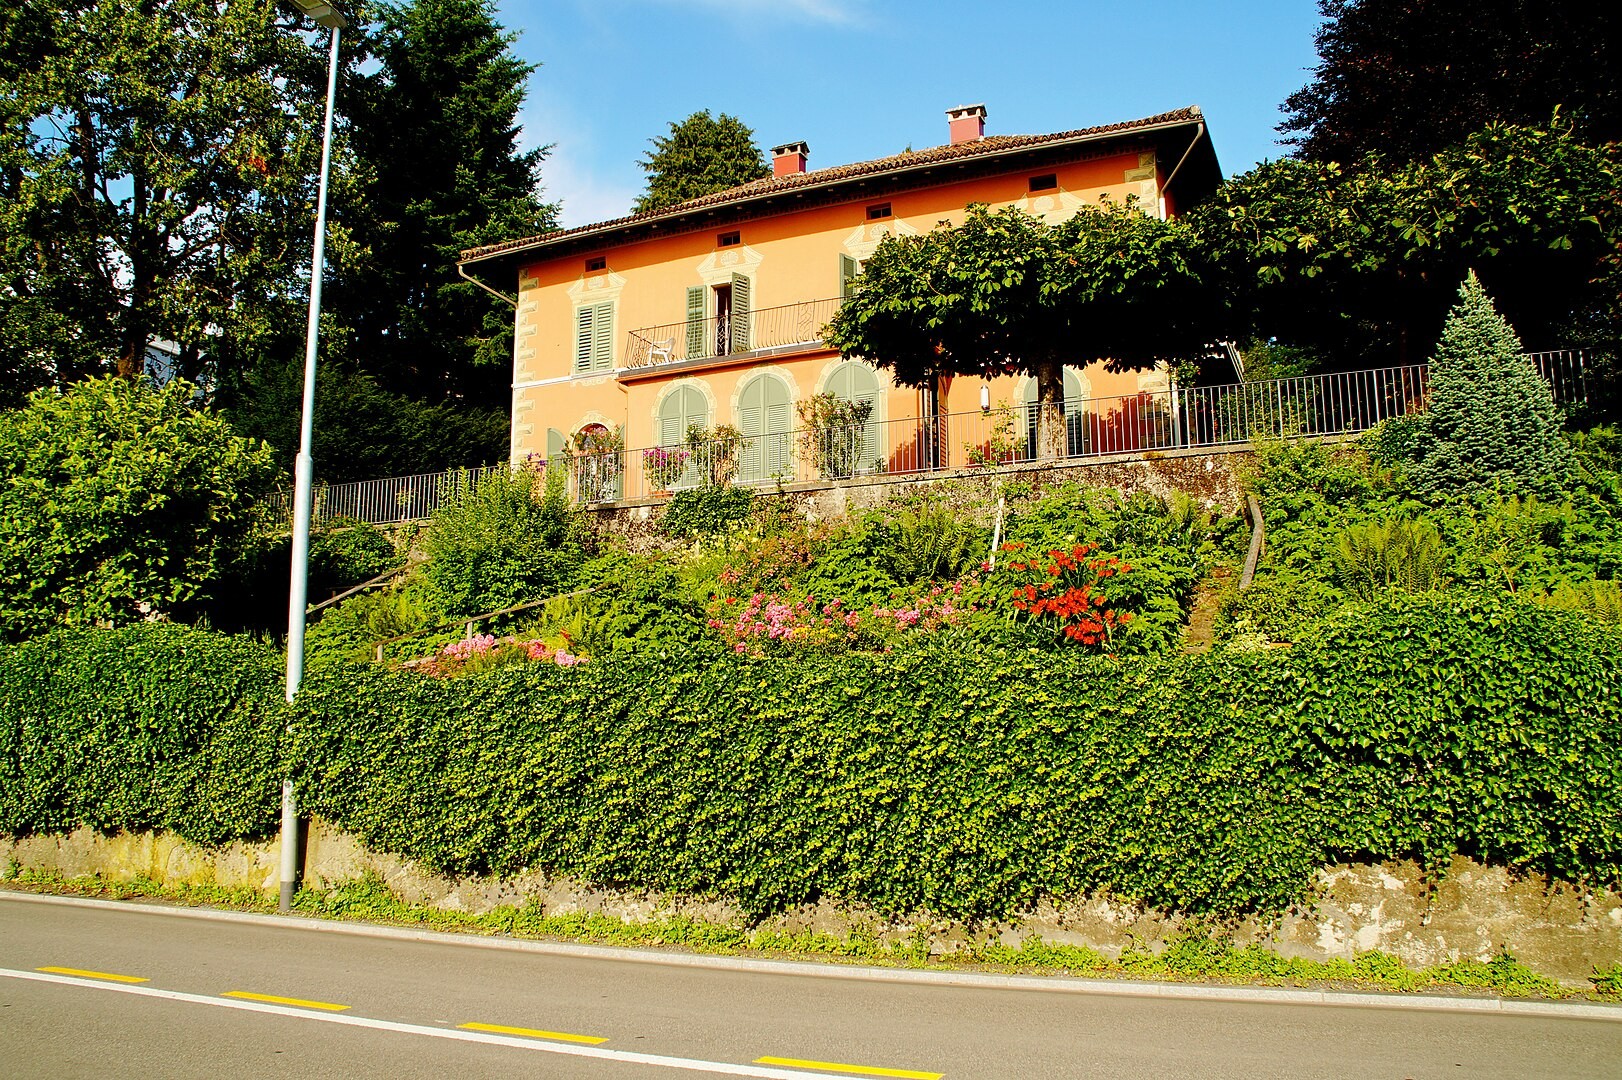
[634,111,768,214]
[1410,271,1573,495]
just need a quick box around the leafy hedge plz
[3,595,1619,920]
[0,626,284,843]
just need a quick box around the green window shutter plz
[828,361,881,471]
[574,307,594,373]
[685,286,706,358]
[592,302,614,370]
[737,373,790,481]
[546,428,567,460]
[730,273,751,354]
[840,254,859,299]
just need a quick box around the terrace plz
[277,350,1595,525]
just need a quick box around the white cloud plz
[516,95,640,230]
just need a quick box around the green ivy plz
[4,595,1619,924]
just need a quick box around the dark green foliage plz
[330,0,559,408]
[0,625,283,843]
[1191,121,1622,368]
[634,110,768,214]
[0,377,278,639]
[658,486,755,539]
[1280,0,1621,164]
[1410,274,1575,495]
[223,362,508,482]
[419,465,590,616]
[5,597,1620,921]
[205,518,403,635]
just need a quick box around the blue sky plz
[494,0,1326,228]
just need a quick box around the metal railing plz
[268,349,1596,522]
[625,296,842,367]
[265,463,504,527]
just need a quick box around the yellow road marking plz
[458,1021,607,1045]
[222,990,348,1012]
[754,1056,942,1080]
[36,966,147,984]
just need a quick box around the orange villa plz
[457,104,1221,500]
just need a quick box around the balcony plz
[624,296,842,371]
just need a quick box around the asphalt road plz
[2,894,1619,1079]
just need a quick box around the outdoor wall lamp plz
[980,384,991,412]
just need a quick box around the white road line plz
[0,967,882,1079]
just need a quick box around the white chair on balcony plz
[647,337,675,365]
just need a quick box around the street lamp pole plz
[281,0,347,915]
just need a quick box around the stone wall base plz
[6,823,1618,986]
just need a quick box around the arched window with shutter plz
[655,383,710,489]
[824,360,883,474]
[1020,368,1089,458]
[735,371,793,482]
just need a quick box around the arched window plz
[656,384,710,489]
[1020,368,1089,458]
[823,360,883,474]
[657,384,709,445]
[736,372,793,482]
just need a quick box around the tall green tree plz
[634,110,768,214]
[825,202,1221,457]
[1281,0,1621,164]
[325,0,558,408]
[0,0,330,399]
[1192,120,1622,367]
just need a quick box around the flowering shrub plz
[402,633,583,677]
[709,586,966,655]
[999,541,1132,649]
[643,446,691,491]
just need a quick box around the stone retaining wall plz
[587,446,1251,543]
[7,824,1617,986]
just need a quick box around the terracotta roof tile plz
[460,106,1205,264]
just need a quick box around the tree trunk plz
[1033,358,1065,461]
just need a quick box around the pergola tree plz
[1281,0,1621,164]
[824,202,1222,458]
[634,110,768,214]
[0,0,332,394]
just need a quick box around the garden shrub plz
[1332,517,1449,599]
[658,485,754,539]
[0,377,277,639]
[420,464,590,616]
[1213,573,1346,645]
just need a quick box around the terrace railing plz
[268,349,1596,523]
[624,296,842,368]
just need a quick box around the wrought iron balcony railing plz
[625,296,843,368]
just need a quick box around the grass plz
[4,864,1611,1001]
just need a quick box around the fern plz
[1333,517,1448,600]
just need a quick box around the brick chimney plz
[947,104,986,145]
[771,141,809,177]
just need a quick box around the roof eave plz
[459,113,1212,270]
